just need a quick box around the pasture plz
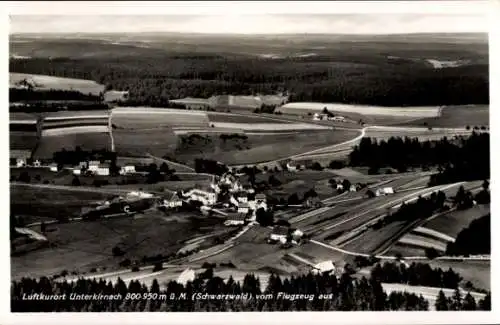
[423,204,490,238]
[10,185,111,223]
[207,113,292,124]
[34,132,112,159]
[176,129,359,166]
[9,72,105,95]
[10,132,39,151]
[425,260,491,291]
[113,128,177,157]
[278,102,441,118]
[111,107,210,129]
[399,105,489,128]
[11,212,226,280]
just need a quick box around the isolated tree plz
[462,293,477,311]
[71,176,81,186]
[435,290,449,311]
[479,292,491,310]
[425,247,439,260]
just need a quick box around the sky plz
[9,13,488,35]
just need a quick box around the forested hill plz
[10,36,488,108]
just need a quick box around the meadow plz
[10,72,105,96]
[399,105,489,128]
[11,211,226,280]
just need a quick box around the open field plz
[113,128,177,157]
[423,204,490,238]
[11,212,226,280]
[426,260,491,291]
[341,221,407,254]
[10,184,112,223]
[112,107,210,129]
[34,132,112,159]
[399,105,489,128]
[10,72,105,95]
[10,112,39,123]
[207,113,292,124]
[10,132,39,152]
[175,129,359,166]
[363,126,474,142]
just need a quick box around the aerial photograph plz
[9,6,490,312]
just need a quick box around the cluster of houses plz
[312,113,346,122]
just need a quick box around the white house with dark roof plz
[224,213,247,226]
[270,225,289,242]
[163,193,183,208]
[237,202,250,214]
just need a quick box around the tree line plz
[371,262,462,289]
[349,132,489,185]
[10,54,488,108]
[446,214,490,256]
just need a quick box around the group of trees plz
[435,289,490,311]
[10,271,419,312]
[372,190,447,230]
[371,262,462,289]
[446,214,490,256]
[194,158,228,176]
[11,267,491,312]
[10,49,488,108]
[349,133,489,185]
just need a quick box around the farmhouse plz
[162,193,183,209]
[312,260,336,275]
[177,268,196,285]
[183,188,217,206]
[255,193,267,203]
[49,163,59,172]
[236,192,249,204]
[237,202,250,214]
[96,163,110,176]
[224,213,247,226]
[120,165,136,175]
[11,150,31,168]
[376,187,394,196]
[305,196,322,208]
[270,225,289,242]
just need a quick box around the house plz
[331,116,346,122]
[230,181,243,193]
[312,260,336,275]
[183,188,217,206]
[177,268,196,285]
[96,163,110,176]
[163,193,183,208]
[237,202,250,214]
[87,160,100,172]
[290,229,304,244]
[127,191,154,199]
[286,162,298,172]
[120,165,136,175]
[305,196,322,208]
[336,184,344,191]
[236,192,248,204]
[349,185,357,192]
[376,187,394,196]
[255,193,267,204]
[270,225,289,242]
[73,167,81,175]
[49,163,59,172]
[33,160,41,168]
[224,213,247,226]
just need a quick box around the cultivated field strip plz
[398,233,448,252]
[280,102,441,117]
[412,226,456,243]
[422,203,490,238]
